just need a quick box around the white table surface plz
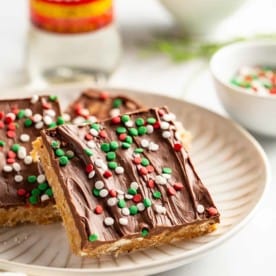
[1,1,276,275]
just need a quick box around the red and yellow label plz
[30,0,113,34]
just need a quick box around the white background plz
[1,0,276,275]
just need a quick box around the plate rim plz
[0,86,271,274]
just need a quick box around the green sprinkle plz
[125,136,133,144]
[27,175,37,183]
[49,95,58,102]
[11,144,20,152]
[29,195,38,205]
[143,198,152,207]
[38,182,48,191]
[162,167,172,174]
[48,122,57,129]
[141,158,149,166]
[110,141,119,151]
[51,140,60,149]
[93,188,100,197]
[118,199,126,208]
[129,128,138,136]
[134,148,144,153]
[108,161,117,170]
[88,233,98,242]
[59,156,69,166]
[91,123,100,131]
[31,188,41,196]
[56,116,65,125]
[45,188,53,197]
[264,83,273,89]
[101,143,110,153]
[153,191,161,199]
[17,110,25,119]
[135,118,144,126]
[147,117,156,124]
[55,148,65,157]
[128,188,137,195]
[116,127,127,134]
[113,98,122,108]
[121,115,130,123]
[24,118,33,127]
[0,140,5,147]
[84,148,93,156]
[106,151,116,161]
[129,205,138,215]
[138,126,147,135]
[121,142,131,149]
[141,228,149,237]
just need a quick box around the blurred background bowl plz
[210,40,276,137]
[159,0,247,35]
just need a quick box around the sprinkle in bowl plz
[210,40,276,137]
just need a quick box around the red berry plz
[139,167,148,176]
[173,182,184,191]
[17,189,26,196]
[133,194,142,203]
[103,170,112,178]
[174,143,182,152]
[167,187,176,196]
[111,116,121,124]
[85,164,94,173]
[99,91,109,100]
[94,205,103,214]
[133,156,141,164]
[147,179,155,188]
[109,189,117,197]
[99,130,107,138]
[119,133,127,141]
[207,207,218,216]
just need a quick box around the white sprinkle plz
[73,116,86,125]
[117,194,124,200]
[162,173,171,180]
[81,109,90,117]
[87,140,96,149]
[66,150,74,158]
[43,115,53,125]
[35,121,44,129]
[107,198,117,206]
[130,182,139,190]
[149,142,159,151]
[100,189,109,198]
[90,128,99,137]
[115,166,124,174]
[3,165,12,172]
[62,113,71,122]
[160,121,170,130]
[155,175,167,185]
[41,194,50,202]
[95,180,104,190]
[24,155,33,165]
[6,112,16,121]
[197,204,205,214]
[104,217,114,226]
[17,147,27,159]
[24,109,32,117]
[37,174,46,183]
[125,194,133,200]
[125,120,134,127]
[88,116,97,123]
[20,134,30,143]
[44,109,56,117]
[137,203,145,212]
[95,159,105,168]
[33,114,42,122]
[162,131,171,139]
[31,95,39,104]
[121,208,130,216]
[117,189,124,195]
[14,175,23,182]
[141,139,149,148]
[119,217,128,225]
[154,204,166,214]
[163,113,176,122]
[12,162,21,172]
[146,125,154,134]
[88,171,96,179]
[110,108,120,117]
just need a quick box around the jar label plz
[30,0,113,34]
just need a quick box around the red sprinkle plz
[94,205,103,214]
[173,182,184,191]
[7,151,16,158]
[158,109,165,116]
[153,122,160,129]
[4,116,13,124]
[7,158,15,164]
[99,91,109,100]
[133,194,142,203]
[85,133,93,141]
[85,164,94,173]
[11,107,19,115]
[0,121,4,129]
[109,189,117,197]
[8,123,16,131]
[103,170,112,178]
[7,131,16,138]
[0,112,4,119]
[146,165,154,173]
[111,116,121,124]
[17,189,26,196]
[207,207,218,216]
[167,187,176,196]
[133,156,141,164]
[42,102,52,110]
[119,133,127,141]
[174,143,182,152]
[139,167,148,176]
[99,130,107,138]
[270,87,276,94]
[147,179,155,188]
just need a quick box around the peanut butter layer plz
[38,107,219,256]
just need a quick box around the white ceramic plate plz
[0,87,270,276]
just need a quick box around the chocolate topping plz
[42,107,219,250]
[0,96,61,207]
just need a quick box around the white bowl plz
[210,40,276,137]
[159,0,246,35]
